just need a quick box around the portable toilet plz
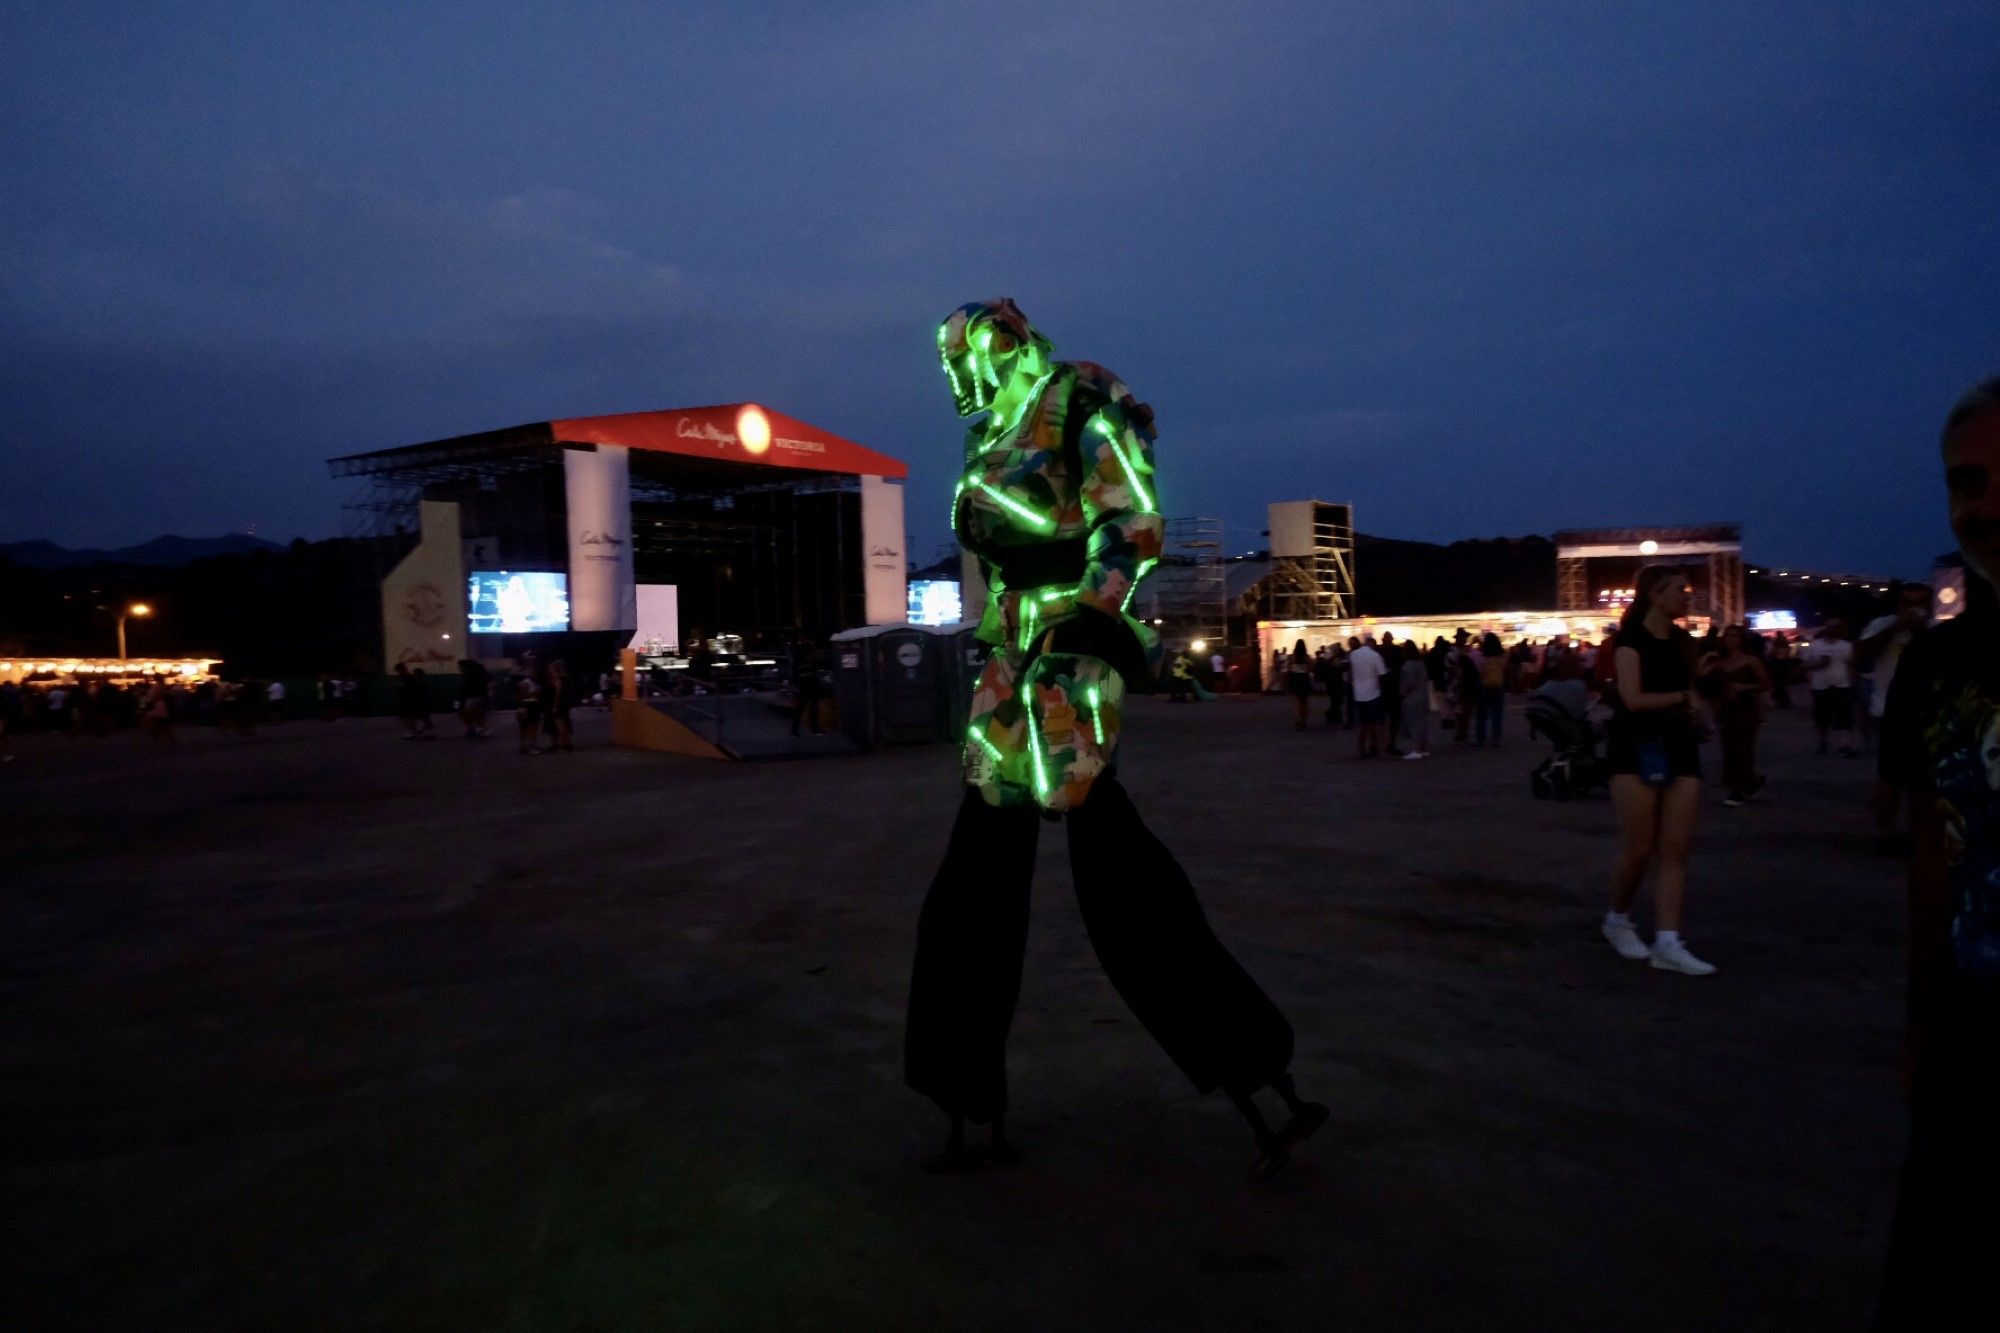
[829,624,950,747]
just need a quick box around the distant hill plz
[0,533,285,569]
[1353,532,1558,615]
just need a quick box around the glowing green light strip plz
[1038,584,1072,603]
[1021,596,1040,653]
[1122,557,1159,612]
[1026,708,1052,803]
[1001,370,1054,439]
[1106,436,1156,513]
[949,476,966,534]
[975,482,1055,532]
[1087,685,1106,745]
[967,725,1003,764]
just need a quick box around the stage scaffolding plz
[1554,524,1744,628]
[1149,517,1228,646]
[1265,500,1356,622]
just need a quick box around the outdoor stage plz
[2,700,1905,1330]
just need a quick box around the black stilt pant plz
[905,776,1294,1122]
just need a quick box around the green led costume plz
[947,298,1163,812]
[905,299,1326,1177]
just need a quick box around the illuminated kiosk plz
[330,404,908,757]
[1254,519,1746,667]
[1257,609,1625,665]
[0,658,221,685]
[1554,524,1743,628]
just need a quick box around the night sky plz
[4,2,1994,576]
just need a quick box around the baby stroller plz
[1525,694,1607,800]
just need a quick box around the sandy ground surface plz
[2,695,1908,1331]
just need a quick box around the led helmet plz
[938,298,1050,417]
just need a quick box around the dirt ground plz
[1,694,1909,1331]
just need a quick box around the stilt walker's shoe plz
[920,1114,1023,1172]
[1248,1074,1330,1178]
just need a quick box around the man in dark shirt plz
[1873,376,2000,1327]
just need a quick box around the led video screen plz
[906,579,963,626]
[468,571,570,634]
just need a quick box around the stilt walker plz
[905,299,1327,1177]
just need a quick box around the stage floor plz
[2,697,1906,1330]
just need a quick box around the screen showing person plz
[467,571,570,633]
[906,579,963,626]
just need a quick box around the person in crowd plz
[1861,583,1934,855]
[1452,631,1480,743]
[1699,625,1771,807]
[1335,639,1356,727]
[1314,645,1342,726]
[1425,636,1454,734]
[1426,635,1452,689]
[457,658,491,738]
[1870,375,2000,1327]
[393,663,417,737]
[1266,648,1285,695]
[513,659,542,754]
[1475,632,1508,747]
[1803,618,1858,756]
[233,679,259,736]
[1347,634,1388,758]
[264,678,286,724]
[1599,565,1715,976]
[1767,634,1796,708]
[1208,648,1226,685]
[72,682,99,736]
[408,669,434,740]
[1531,652,1595,722]
[1398,647,1431,759]
[1168,648,1197,703]
[791,640,826,737]
[141,680,174,743]
[0,680,18,763]
[1379,633,1407,757]
[1282,639,1313,730]
[1590,625,1620,698]
[543,659,575,751]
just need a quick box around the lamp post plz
[117,603,152,660]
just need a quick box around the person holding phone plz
[1600,566,1715,975]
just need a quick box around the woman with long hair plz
[1284,639,1313,731]
[1600,566,1716,975]
[1475,632,1507,746]
[1698,625,1770,807]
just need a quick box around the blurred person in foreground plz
[1872,376,2000,1327]
[1599,566,1716,976]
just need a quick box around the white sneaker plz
[1602,917,1650,961]
[1650,938,1717,976]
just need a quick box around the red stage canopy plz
[549,404,906,480]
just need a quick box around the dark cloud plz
[2,1,1994,573]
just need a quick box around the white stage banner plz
[564,445,637,633]
[859,475,907,625]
